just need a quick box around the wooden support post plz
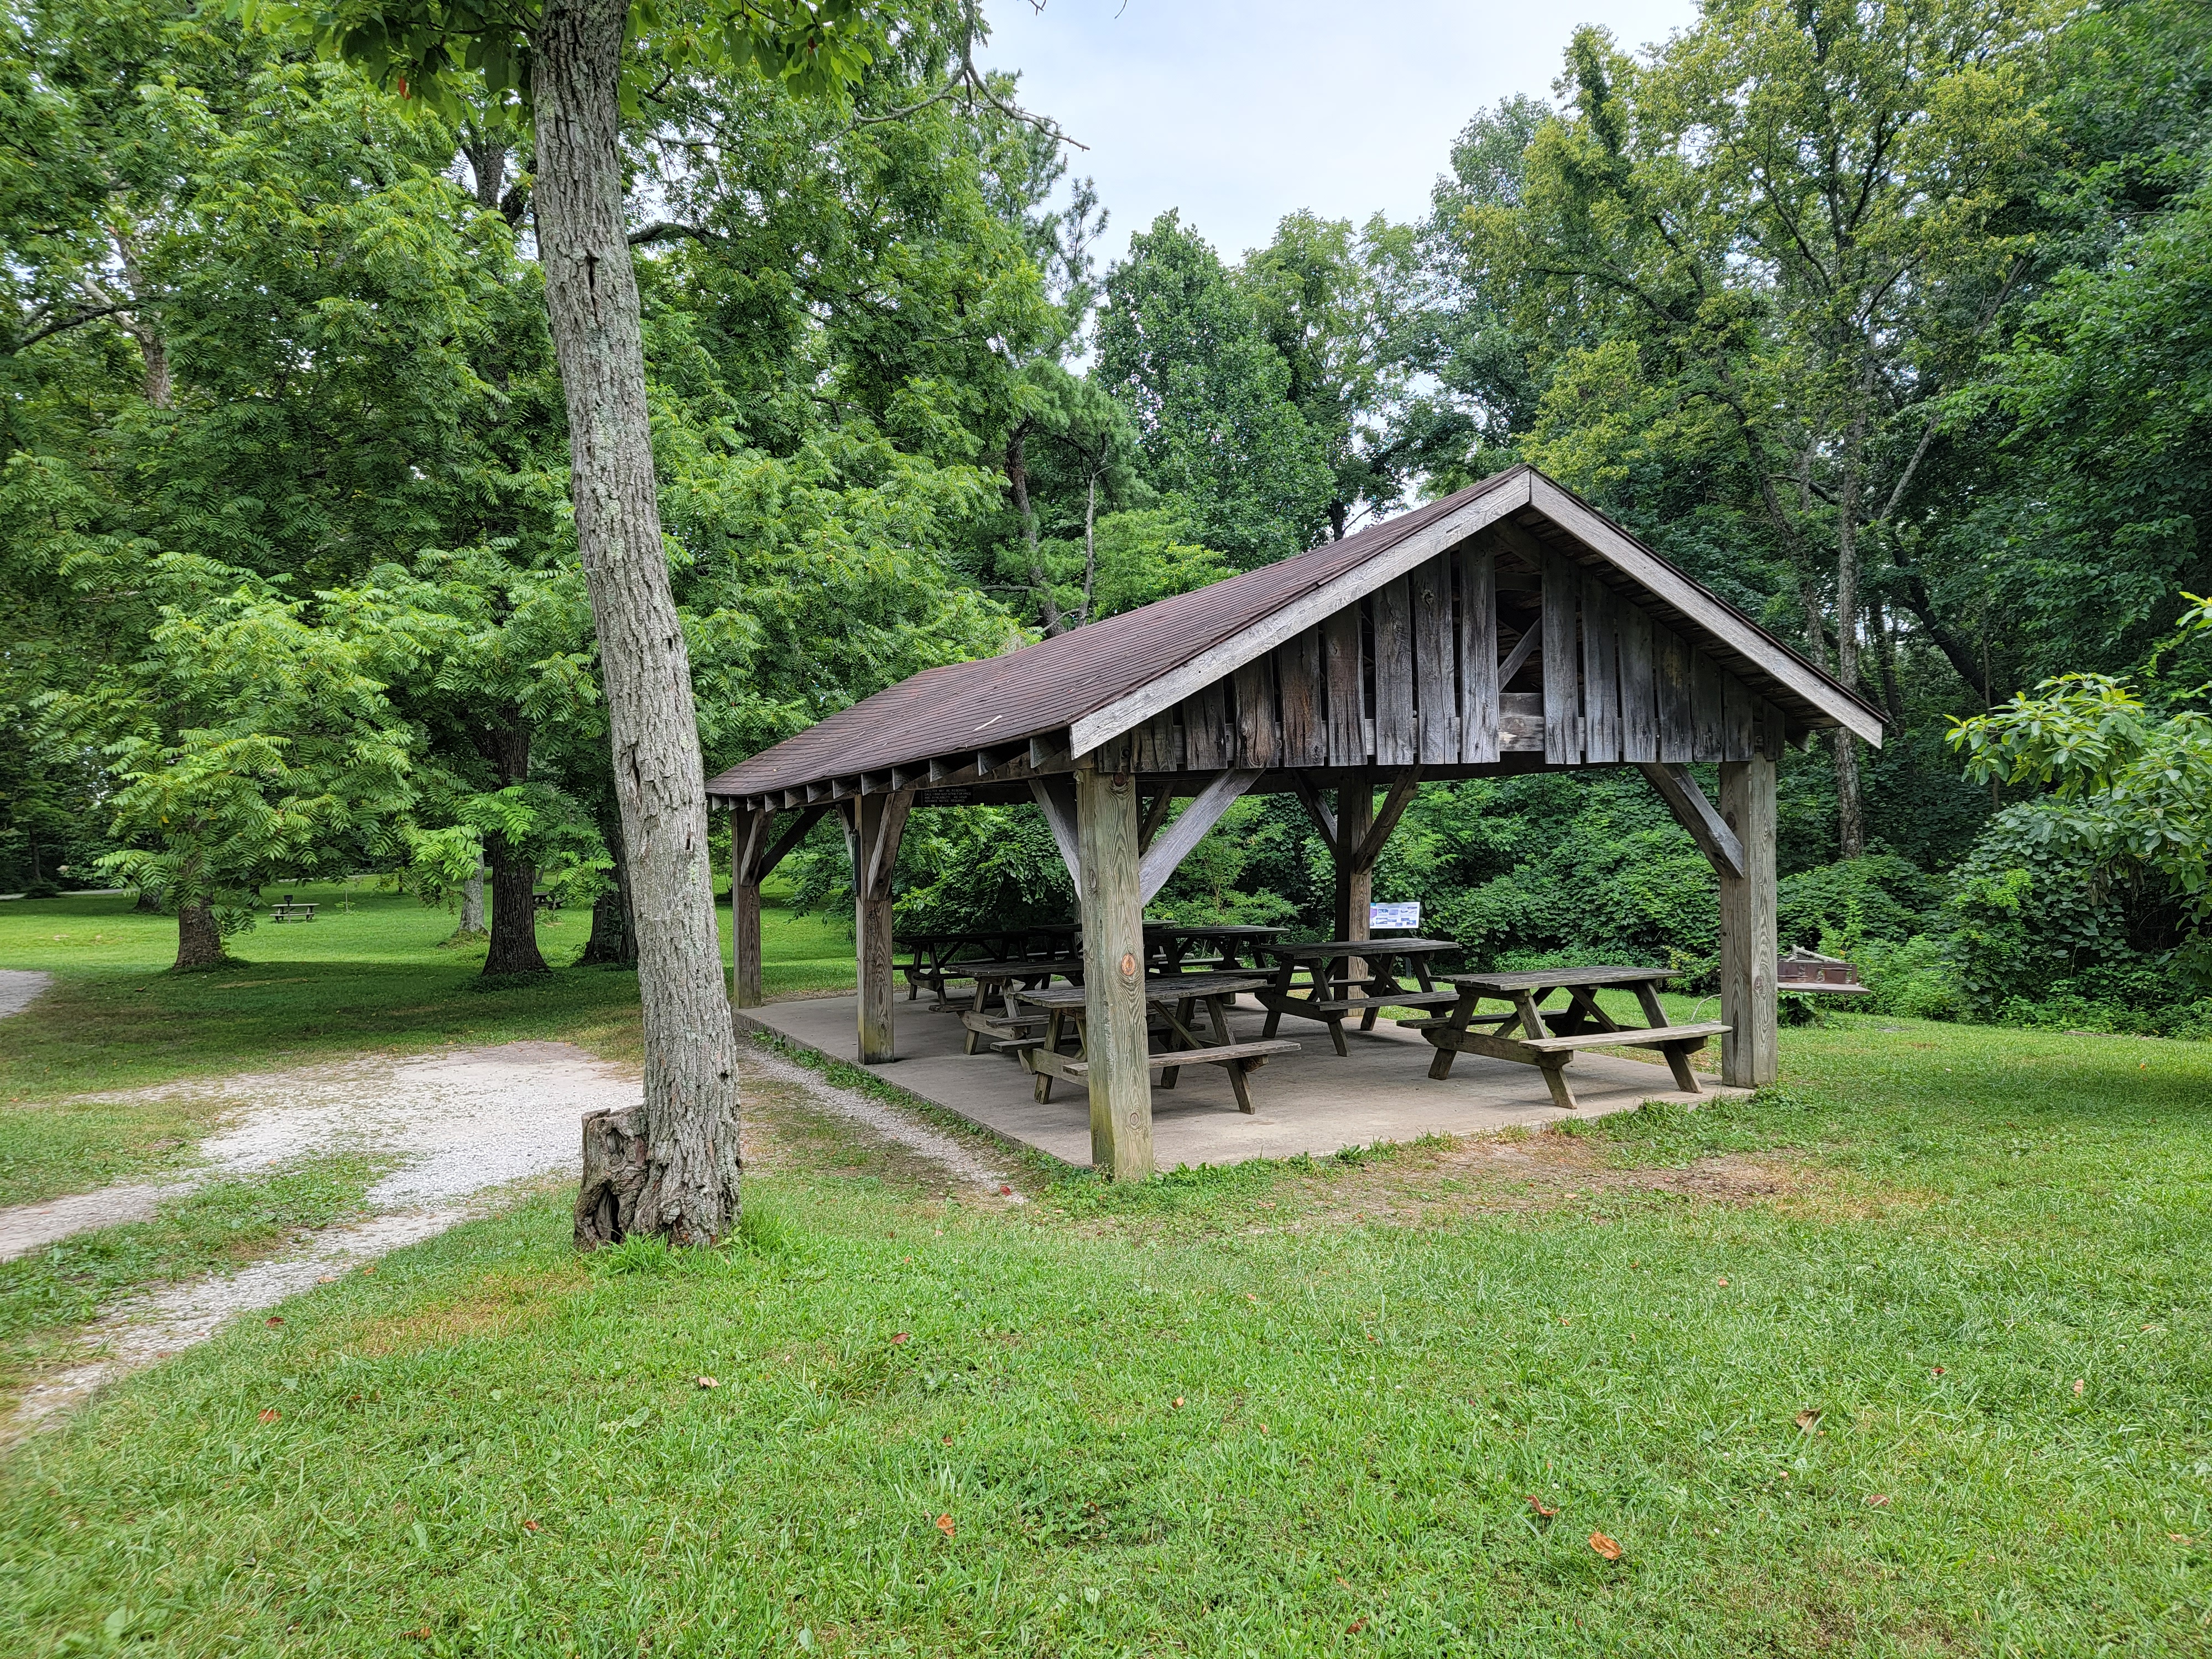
[1718,754,1778,1088]
[1076,744,1152,1181]
[1333,769,1374,998]
[852,790,914,1065]
[730,807,766,1011]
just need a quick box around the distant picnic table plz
[269,896,316,922]
[1253,937,1465,1056]
[1006,972,1296,1114]
[1404,966,1730,1110]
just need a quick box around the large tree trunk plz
[174,901,225,972]
[578,806,638,966]
[534,0,741,1246]
[486,858,547,973]
[458,855,487,936]
[478,714,547,975]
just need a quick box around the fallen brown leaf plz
[257,1408,280,1424]
[1794,1407,1823,1433]
[523,1520,540,1532]
[2072,1378,2085,1396]
[1588,1530,1624,1561]
[1172,1397,1185,1408]
[265,1316,285,1328]
[891,1332,910,1345]
[1716,1276,1729,1287]
[1863,1494,1890,1507]
[1525,1494,1558,1519]
[695,1376,719,1390]
[935,1514,955,1539]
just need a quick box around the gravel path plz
[7,1030,1025,1430]
[0,968,52,1020]
[740,1037,1027,1200]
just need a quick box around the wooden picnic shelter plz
[706,463,1883,1181]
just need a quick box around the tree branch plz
[628,221,724,247]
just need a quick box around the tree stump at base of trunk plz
[573,1104,651,1249]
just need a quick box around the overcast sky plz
[981,0,1699,268]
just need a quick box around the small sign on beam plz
[1370,901,1421,931]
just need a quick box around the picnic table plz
[1144,922,1288,974]
[1253,937,1465,1056]
[531,891,560,915]
[953,956,1086,1053]
[897,925,1080,1006]
[269,896,316,922]
[1004,972,1297,1114]
[1403,966,1731,1110]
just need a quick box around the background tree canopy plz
[6,0,2212,1034]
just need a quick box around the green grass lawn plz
[0,999,2206,1653]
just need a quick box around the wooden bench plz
[1412,968,1730,1110]
[269,900,316,922]
[1009,974,1294,1114]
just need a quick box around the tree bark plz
[458,855,487,936]
[534,0,741,1245]
[578,806,638,965]
[478,714,547,975]
[573,1104,650,1248]
[174,901,225,972]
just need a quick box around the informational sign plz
[1369,901,1421,931]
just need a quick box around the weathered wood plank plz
[1185,679,1230,770]
[1076,753,1152,1180]
[1071,472,1533,755]
[1637,761,1746,879]
[1323,607,1365,767]
[1139,768,1262,905]
[1499,691,1545,750]
[1525,474,1882,747]
[1412,554,1456,764]
[1718,755,1778,1087]
[1759,698,1788,762]
[1582,571,1621,764]
[1277,627,1327,767]
[1458,544,1499,764]
[1657,627,1694,764]
[1692,649,1725,761]
[1541,551,1582,763]
[854,789,914,1064]
[1723,673,1755,761]
[1233,655,1280,769]
[1373,580,1417,766]
[1619,602,1657,761]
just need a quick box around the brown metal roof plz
[704,464,1880,802]
[705,470,1522,801]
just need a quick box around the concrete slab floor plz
[738,991,1744,1171]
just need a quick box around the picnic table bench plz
[269,897,316,922]
[950,955,1087,1053]
[1401,966,1730,1110]
[897,925,1080,1006]
[1005,972,1297,1114]
[531,891,561,915]
[1253,937,1465,1056]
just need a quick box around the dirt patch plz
[1251,1128,1864,1230]
[346,1266,586,1359]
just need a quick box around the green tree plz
[1239,209,1422,540]
[80,559,416,968]
[1467,3,2050,856]
[1094,210,1333,568]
